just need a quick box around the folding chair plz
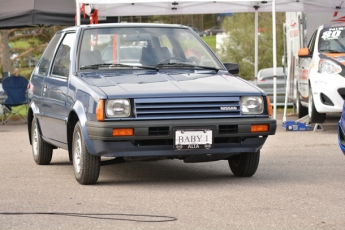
[1,76,28,124]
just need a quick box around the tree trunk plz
[0,30,12,74]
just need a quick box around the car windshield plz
[78,26,223,70]
[318,26,345,53]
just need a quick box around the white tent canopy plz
[75,0,345,17]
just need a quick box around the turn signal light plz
[266,96,272,117]
[112,128,134,136]
[96,100,105,121]
[251,124,269,132]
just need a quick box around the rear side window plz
[38,33,62,75]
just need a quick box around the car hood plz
[79,70,262,98]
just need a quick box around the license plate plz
[174,129,213,150]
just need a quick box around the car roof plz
[63,23,188,32]
[257,67,285,78]
[321,23,345,30]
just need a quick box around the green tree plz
[0,26,65,78]
[220,12,285,80]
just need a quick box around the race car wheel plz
[308,87,326,123]
[72,121,100,185]
[297,86,308,118]
[31,117,53,165]
[228,150,260,177]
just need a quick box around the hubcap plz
[73,132,82,174]
[32,122,38,156]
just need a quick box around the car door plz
[30,33,62,133]
[40,32,76,147]
[298,30,317,104]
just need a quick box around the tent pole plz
[255,10,258,78]
[272,0,277,119]
[76,0,81,26]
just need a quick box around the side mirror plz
[298,47,311,58]
[223,62,239,74]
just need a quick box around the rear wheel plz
[228,151,260,177]
[308,87,326,123]
[31,118,53,165]
[72,121,100,185]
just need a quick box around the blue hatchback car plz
[27,23,276,184]
[338,102,345,155]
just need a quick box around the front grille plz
[219,125,238,134]
[134,97,240,119]
[148,127,169,136]
[320,93,334,106]
[338,88,345,100]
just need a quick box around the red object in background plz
[90,9,98,24]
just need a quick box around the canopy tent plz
[0,0,77,29]
[75,0,345,18]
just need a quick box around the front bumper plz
[85,117,276,157]
[310,73,345,113]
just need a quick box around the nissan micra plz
[27,23,276,184]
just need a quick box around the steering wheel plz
[157,57,186,64]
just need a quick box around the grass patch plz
[202,35,216,52]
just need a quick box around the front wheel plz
[297,86,308,118]
[308,87,326,123]
[72,121,100,185]
[228,151,260,177]
[31,118,53,165]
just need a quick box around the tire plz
[296,87,308,118]
[31,118,53,165]
[72,121,100,185]
[228,150,260,177]
[308,87,326,123]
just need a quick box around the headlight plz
[318,59,341,74]
[105,99,131,117]
[241,96,263,114]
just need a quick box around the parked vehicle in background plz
[338,102,345,155]
[255,67,292,106]
[202,26,225,36]
[297,23,345,123]
[285,12,345,123]
[27,23,276,185]
[192,27,207,37]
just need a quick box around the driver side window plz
[51,33,75,77]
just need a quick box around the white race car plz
[297,23,345,123]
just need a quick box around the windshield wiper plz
[155,62,219,71]
[80,63,158,70]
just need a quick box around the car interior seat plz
[157,47,171,62]
[79,50,103,67]
[140,46,158,66]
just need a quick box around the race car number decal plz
[322,30,341,40]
